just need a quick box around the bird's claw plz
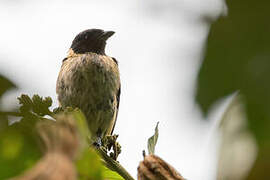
[102,134,121,160]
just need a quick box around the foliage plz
[76,149,104,180]
[0,74,16,98]
[196,0,270,178]
[0,74,16,131]
[102,166,124,180]
[147,122,159,155]
[0,74,125,180]
[0,74,40,180]
[0,120,41,179]
[18,94,53,117]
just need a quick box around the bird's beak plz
[101,31,115,40]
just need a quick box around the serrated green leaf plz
[32,95,46,116]
[44,97,52,107]
[30,95,52,116]
[147,122,159,155]
[18,94,33,113]
[17,94,54,122]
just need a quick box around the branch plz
[96,148,135,180]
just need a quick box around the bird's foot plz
[102,134,121,160]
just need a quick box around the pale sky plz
[0,0,225,179]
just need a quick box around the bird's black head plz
[70,29,115,55]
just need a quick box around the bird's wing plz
[110,86,120,135]
[112,57,118,65]
[62,57,68,62]
[110,57,120,135]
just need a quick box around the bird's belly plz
[57,54,120,138]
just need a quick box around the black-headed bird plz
[56,29,120,144]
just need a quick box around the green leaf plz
[76,149,103,180]
[102,166,124,180]
[32,94,52,116]
[0,74,17,121]
[72,109,91,142]
[18,94,53,118]
[0,74,16,99]
[147,122,159,155]
[18,94,33,112]
[72,109,105,179]
[0,123,41,179]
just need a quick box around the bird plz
[56,29,120,145]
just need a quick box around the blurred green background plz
[196,0,270,179]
